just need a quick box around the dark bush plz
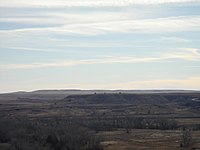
[0,118,103,150]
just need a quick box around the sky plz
[0,0,200,92]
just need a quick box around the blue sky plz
[0,0,200,92]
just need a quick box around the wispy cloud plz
[1,16,200,36]
[1,41,152,51]
[0,0,199,8]
[0,48,199,70]
[2,47,60,52]
[1,0,200,92]
[0,12,134,25]
[161,48,200,61]
[159,36,190,43]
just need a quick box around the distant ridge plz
[1,89,200,96]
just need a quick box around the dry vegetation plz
[0,90,200,150]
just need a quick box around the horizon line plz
[1,88,200,94]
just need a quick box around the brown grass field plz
[0,90,200,150]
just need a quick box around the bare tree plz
[180,129,192,148]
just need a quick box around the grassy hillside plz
[0,90,200,150]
